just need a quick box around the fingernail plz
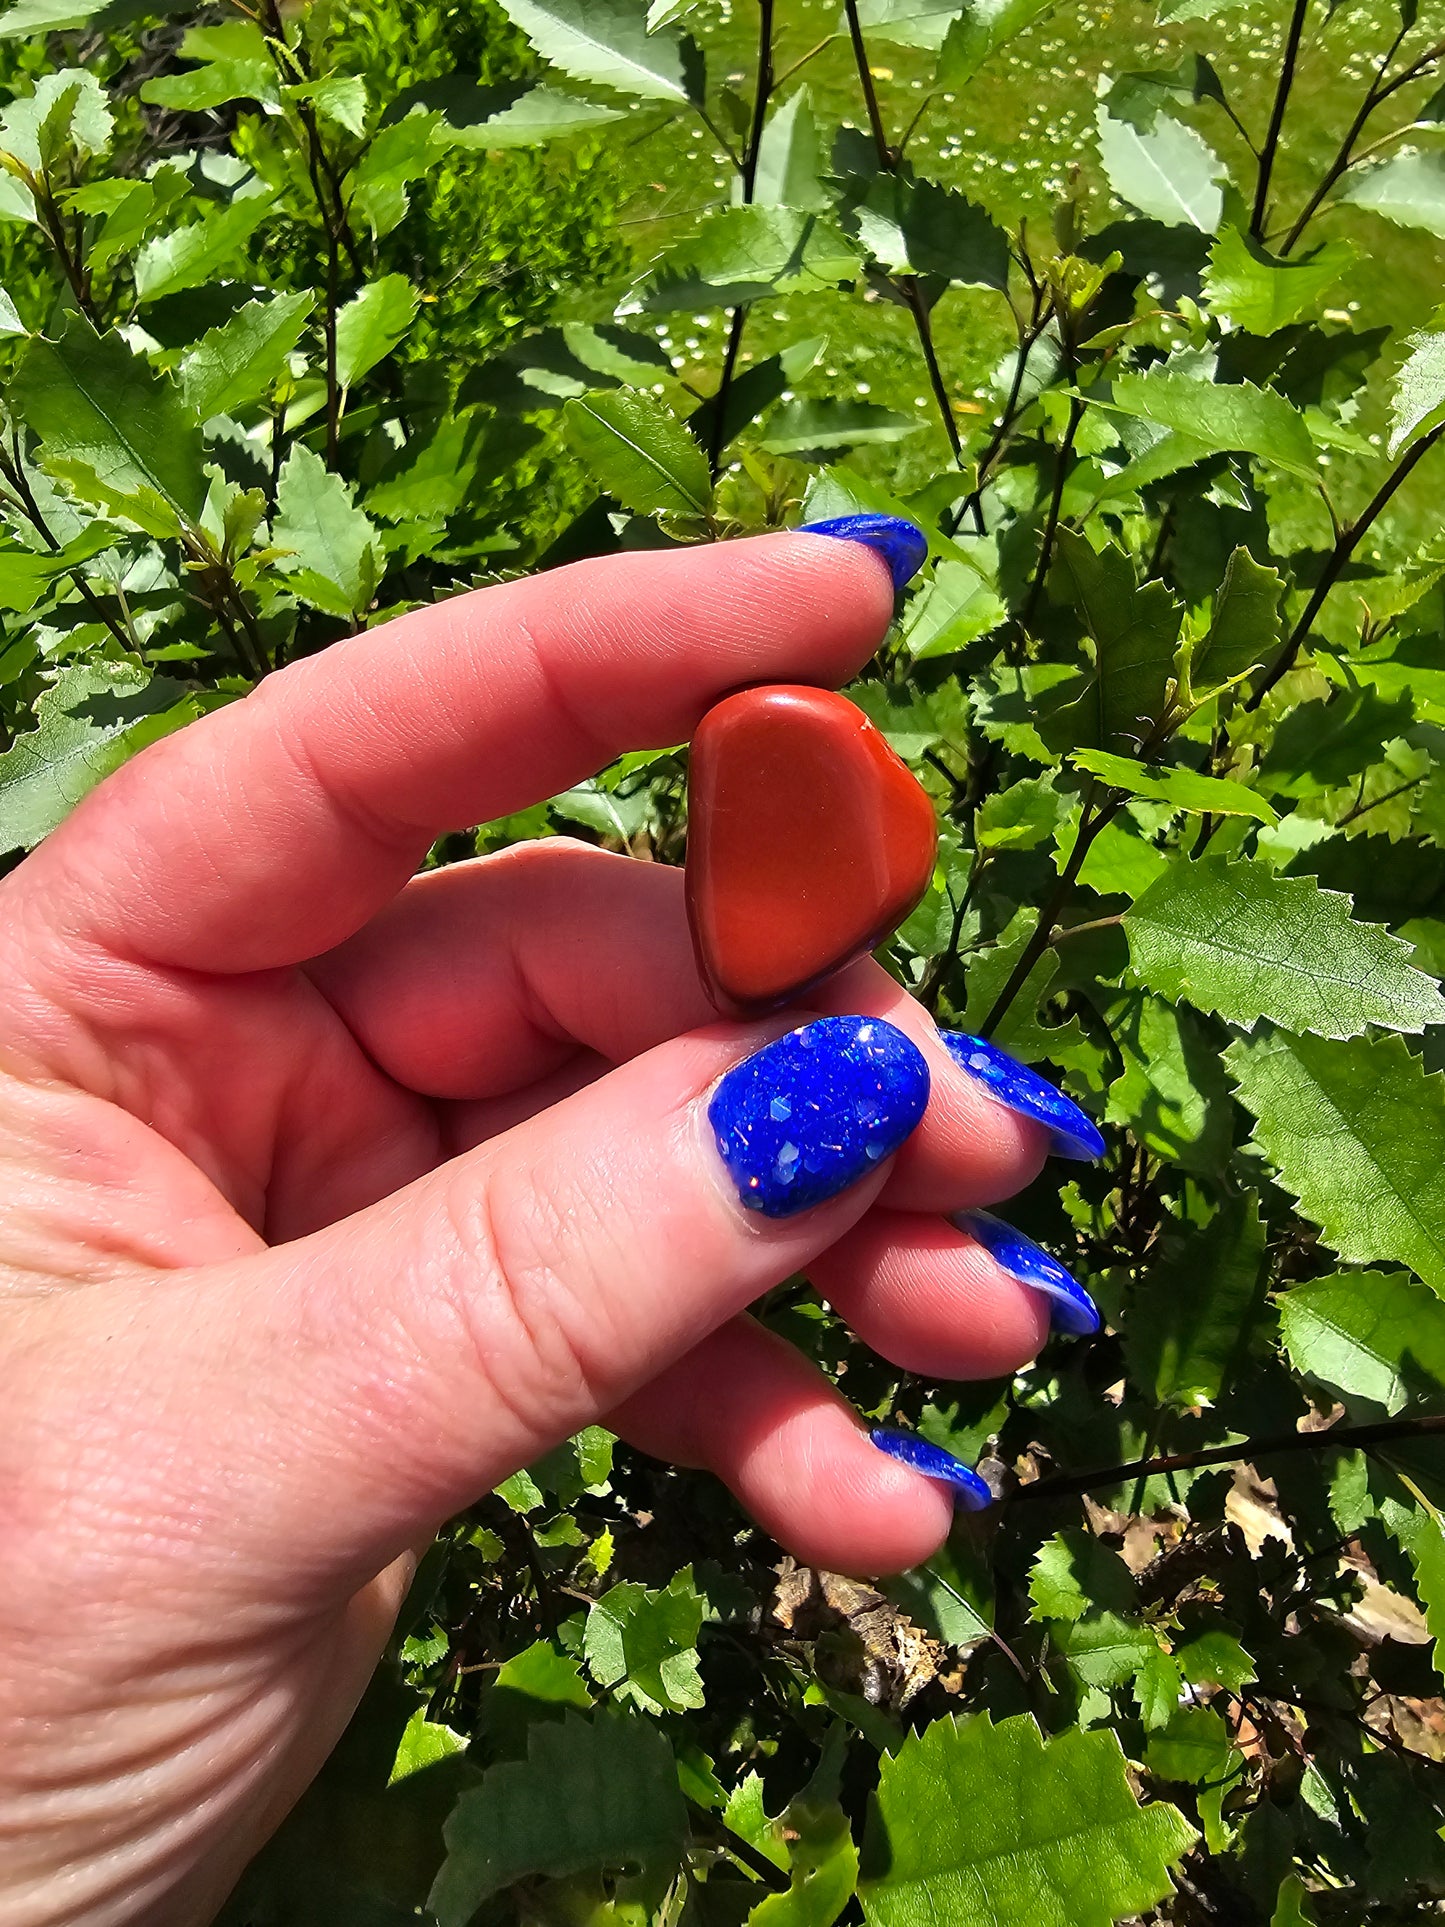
[869,1427,992,1510]
[937,1029,1105,1161]
[708,1015,929,1219]
[955,1209,1100,1337]
[798,512,928,591]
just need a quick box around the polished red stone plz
[686,685,938,1011]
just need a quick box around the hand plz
[0,532,1079,1925]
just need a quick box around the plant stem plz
[949,287,1051,536]
[841,0,892,168]
[0,430,132,653]
[1278,16,1412,253]
[1251,0,1311,240]
[1336,770,1425,827]
[1010,1410,1445,1507]
[706,0,773,476]
[1021,390,1083,630]
[978,786,1121,1035]
[1250,419,1445,705]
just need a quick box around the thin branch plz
[1249,419,1445,705]
[706,0,773,477]
[1336,770,1425,827]
[0,429,133,653]
[1251,0,1311,240]
[1021,391,1084,630]
[1278,15,1413,254]
[771,33,835,93]
[841,0,893,169]
[1010,1411,1445,1507]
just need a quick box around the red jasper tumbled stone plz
[686,685,938,1012]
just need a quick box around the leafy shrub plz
[3,0,1445,1920]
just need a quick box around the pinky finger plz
[607,1316,960,1576]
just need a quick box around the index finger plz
[17,532,898,974]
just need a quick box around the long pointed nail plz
[938,1029,1105,1161]
[708,1016,929,1220]
[956,1209,1100,1337]
[798,513,928,591]
[869,1426,992,1510]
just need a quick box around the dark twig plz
[1020,391,1084,630]
[1010,1411,1445,1507]
[1249,420,1445,705]
[1278,17,1414,253]
[1251,0,1311,240]
[706,0,774,476]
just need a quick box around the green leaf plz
[758,398,919,452]
[1226,1026,1445,1294]
[1096,104,1223,231]
[272,443,380,619]
[902,555,1007,658]
[1408,1514,1445,1675]
[349,111,452,238]
[497,0,694,102]
[1389,327,1445,458]
[1258,686,1413,798]
[749,1790,858,1927]
[133,190,276,303]
[387,1707,466,1786]
[0,661,198,853]
[754,87,828,209]
[403,75,622,147]
[283,74,370,138]
[853,0,966,52]
[1126,1194,1266,1405]
[334,274,419,391]
[140,56,280,113]
[564,388,712,516]
[0,524,116,611]
[583,1567,706,1713]
[1192,545,1283,689]
[1102,989,1235,1176]
[11,315,206,534]
[1125,856,1445,1038]
[1342,151,1445,239]
[429,1710,687,1925]
[691,333,826,452]
[0,286,24,337]
[626,206,860,311]
[859,1713,1194,1927]
[1279,1268,1445,1413]
[846,174,1010,288]
[1202,228,1355,336]
[1144,1705,1238,1786]
[0,68,112,169]
[178,290,314,421]
[975,773,1066,850]
[1029,1529,1136,1623]
[939,0,1057,82]
[1048,531,1181,753]
[1072,748,1277,823]
[1098,368,1316,479]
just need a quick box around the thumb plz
[131,1014,928,1589]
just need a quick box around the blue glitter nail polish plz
[708,1015,929,1219]
[869,1427,992,1510]
[955,1209,1100,1337]
[798,513,929,591]
[937,1029,1105,1161]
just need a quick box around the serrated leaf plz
[1194,545,1282,688]
[498,0,693,102]
[272,443,379,618]
[583,1567,706,1713]
[0,661,198,853]
[1096,104,1223,231]
[429,1710,686,1925]
[387,1707,466,1785]
[334,274,419,390]
[133,190,276,303]
[0,68,112,168]
[1389,328,1445,458]
[1073,748,1277,822]
[284,74,370,138]
[1226,1026,1445,1294]
[1126,1194,1266,1404]
[1126,856,1445,1038]
[845,174,1010,288]
[0,523,116,611]
[1030,1530,1136,1623]
[179,290,314,420]
[754,87,828,209]
[0,286,24,337]
[939,0,1056,82]
[12,315,206,534]
[852,0,965,51]
[902,555,1007,658]
[1103,989,1235,1176]
[1408,1514,1445,1676]
[349,111,451,238]
[1098,368,1316,479]
[1279,1268,1445,1413]
[1258,686,1413,798]
[1202,228,1355,336]
[627,205,861,312]
[402,76,622,146]
[140,55,280,113]
[1343,150,1445,238]
[564,388,711,515]
[859,1713,1194,1927]
[1047,531,1181,753]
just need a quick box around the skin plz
[0,534,1053,1926]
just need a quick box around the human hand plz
[0,530,1098,1924]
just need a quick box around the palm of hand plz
[0,540,1049,1925]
